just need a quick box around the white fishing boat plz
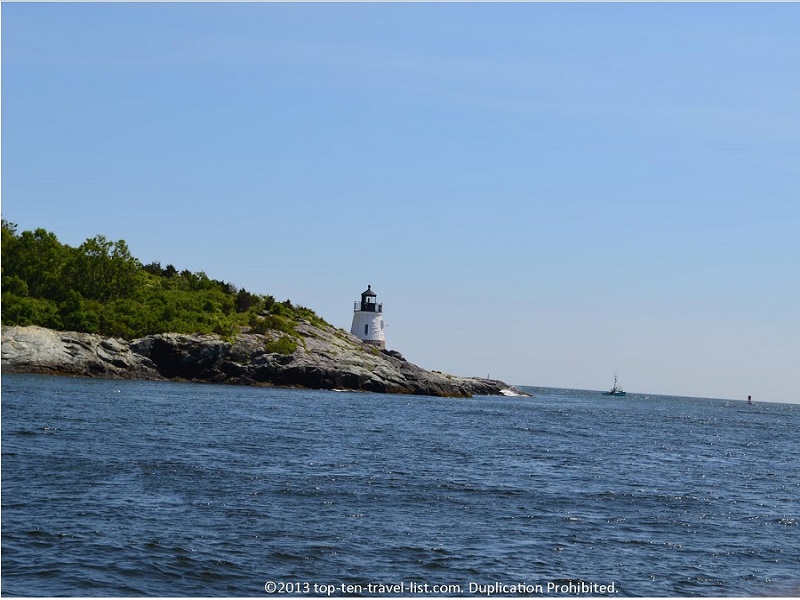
[602,375,626,397]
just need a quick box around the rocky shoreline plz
[1,324,517,398]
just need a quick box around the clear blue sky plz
[3,3,799,403]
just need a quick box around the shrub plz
[1,223,317,341]
[264,335,298,355]
[2,294,62,329]
[250,314,296,337]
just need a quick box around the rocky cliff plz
[1,324,515,398]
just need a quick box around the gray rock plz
[2,324,518,398]
[1,326,161,379]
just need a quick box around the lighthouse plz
[350,284,385,349]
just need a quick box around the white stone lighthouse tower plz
[350,284,385,349]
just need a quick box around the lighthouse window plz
[364,324,369,335]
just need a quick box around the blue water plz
[2,374,798,597]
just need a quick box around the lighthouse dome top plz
[361,285,377,297]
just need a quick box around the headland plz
[2,324,515,398]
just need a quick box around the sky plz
[2,2,799,403]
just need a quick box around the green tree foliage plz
[68,235,143,301]
[1,222,330,341]
[60,290,99,333]
[3,227,70,299]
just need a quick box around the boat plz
[602,375,626,396]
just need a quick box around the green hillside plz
[1,220,327,341]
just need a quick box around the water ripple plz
[2,375,800,596]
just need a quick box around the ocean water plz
[2,374,798,597]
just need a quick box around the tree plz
[236,288,258,312]
[143,261,162,276]
[60,290,99,333]
[3,228,69,299]
[68,235,142,301]
[1,224,329,340]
